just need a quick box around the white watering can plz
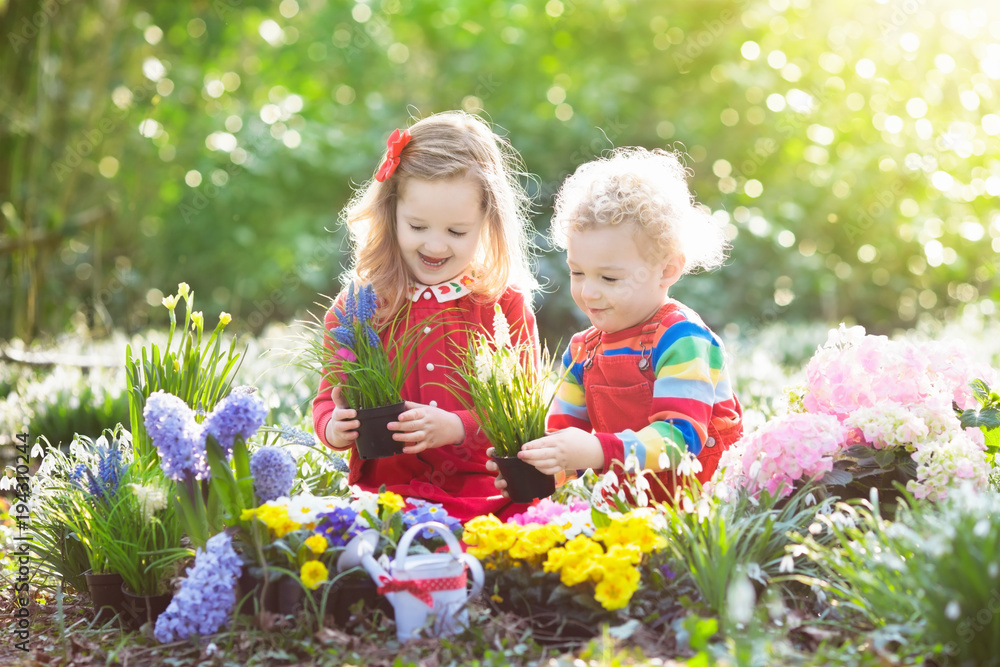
[337,521,484,642]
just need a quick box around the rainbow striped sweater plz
[547,300,742,475]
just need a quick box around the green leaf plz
[820,469,853,486]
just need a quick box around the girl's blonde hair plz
[341,111,536,320]
[550,147,729,274]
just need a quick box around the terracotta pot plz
[355,402,406,460]
[121,584,172,627]
[85,571,126,623]
[492,455,555,503]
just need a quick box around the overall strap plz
[636,303,673,371]
[582,327,602,370]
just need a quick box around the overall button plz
[423,326,432,333]
[423,292,431,300]
[705,436,717,448]
[429,400,438,407]
[426,363,435,371]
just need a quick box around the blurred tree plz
[1,0,998,346]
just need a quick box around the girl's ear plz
[660,254,685,289]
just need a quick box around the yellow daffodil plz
[162,294,179,310]
[177,282,190,298]
[219,311,232,326]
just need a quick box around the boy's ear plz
[660,254,686,288]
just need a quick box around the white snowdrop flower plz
[623,454,640,474]
[745,562,767,584]
[0,475,12,491]
[634,474,650,491]
[658,451,670,470]
[727,575,756,625]
[602,470,618,487]
[974,519,990,538]
[617,488,627,503]
[945,600,961,620]
[779,555,795,573]
[205,642,218,656]
[811,584,827,604]
[30,441,45,459]
[95,434,109,449]
[808,522,823,535]
[696,496,712,522]
[804,492,816,506]
[748,459,762,480]
[713,480,731,503]
[681,494,695,514]
[636,490,649,507]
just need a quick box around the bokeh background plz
[2,0,999,347]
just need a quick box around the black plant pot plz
[323,576,394,626]
[355,402,406,460]
[121,584,172,627]
[492,455,555,503]
[237,571,304,616]
[85,571,126,623]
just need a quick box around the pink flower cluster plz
[803,325,997,419]
[507,498,590,525]
[720,412,847,498]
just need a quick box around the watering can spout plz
[337,530,388,582]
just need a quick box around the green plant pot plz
[121,584,172,627]
[85,570,126,623]
[355,402,406,460]
[491,455,555,503]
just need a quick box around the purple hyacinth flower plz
[203,392,268,459]
[250,446,297,503]
[143,391,208,481]
[154,532,243,643]
[332,325,355,347]
[356,284,377,323]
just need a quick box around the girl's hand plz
[388,402,465,454]
[324,386,360,450]
[517,427,604,475]
[485,448,509,498]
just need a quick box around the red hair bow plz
[375,128,412,182]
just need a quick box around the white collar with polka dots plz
[408,272,477,303]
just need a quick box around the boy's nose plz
[580,281,602,301]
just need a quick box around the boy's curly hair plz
[550,147,730,274]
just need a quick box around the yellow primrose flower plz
[240,508,259,521]
[304,534,328,555]
[378,491,405,513]
[560,558,597,587]
[602,543,643,566]
[543,546,568,573]
[301,561,329,590]
[162,294,179,310]
[463,514,502,545]
[509,524,564,560]
[594,572,639,611]
[219,312,232,326]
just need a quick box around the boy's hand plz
[389,402,465,454]
[485,448,509,498]
[517,427,604,475]
[324,386,359,450]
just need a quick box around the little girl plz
[497,147,743,503]
[313,111,539,521]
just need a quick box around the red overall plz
[580,304,743,503]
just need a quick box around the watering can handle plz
[460,553,484,600]
[394,521,464,570]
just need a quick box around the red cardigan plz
[312,285,539,522]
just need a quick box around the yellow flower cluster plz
[378,491,405,514]
[241,504,302,538]
[463,510,665,612]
